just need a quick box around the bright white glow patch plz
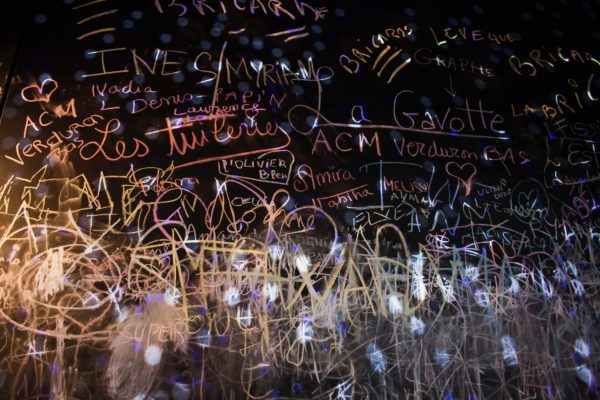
[572,279,585,297]
[553,268,566,282]
[474,289,490,307]
[237,307,252,327]
[333,379,353,399]
[194,329,211,348]
[566,261,579,277]
[410,316,426,336]
[295,254,311,273]
[231,254,249,271]
[501,335,518,366]
[465,266,479,281]
[250,59,263,72]
[330,243,345,265]
[440,276,456,302]
[575,338,591,359]
[172,382,191,400]
[411,276,427,301]
[144,344,162,366]
[508,277,520,294]
[107,284,124,304]
[268,244,283,261]
[387,295,403,315]
[27,340,45,357]
[164,286,181,306]
[435,348,451,367]
[263,282,279,302]
[576,365,596,389]
[411,253,424,275]
[223,287,240,307]
[83,292,101,309]
[296,320,313,343]
[366,343,386,373]
[114,305,129,323]
[536,270,555,298]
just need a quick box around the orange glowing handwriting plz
[339,25,414,82]
[445,162,477,196]
[144,116,291,169]
[20,78,58,103]
[6,115,106,166]
[153,0,328,21]
[79,118,149,161]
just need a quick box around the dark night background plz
[0,1,600,399]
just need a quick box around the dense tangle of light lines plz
[0,203,599,399]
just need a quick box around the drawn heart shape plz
[445,162,477,195]
[20,78,58,103]
[517,189,539,207]
[244,107,260,121]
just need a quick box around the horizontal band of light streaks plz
[77,9,118,24]
[77,27,115,40]
[72,0,107,10]
[72,0,117,41]
[228,28,246,35]
[266,26,309,42]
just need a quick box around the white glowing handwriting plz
[154,0,328,21]
[429,26,517,46]
[144,116,291,169]
[293,164,356,192]
[393,91,506,136]
[413,47,495,77]
[510,75,598,120]
[82,48,333,88]
[289,90,508,141]
[508,47,600,76]
[220,157,287,173]
[90,80,157,97]
[6,115,105,165]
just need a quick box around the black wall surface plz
[1,1,600,399]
